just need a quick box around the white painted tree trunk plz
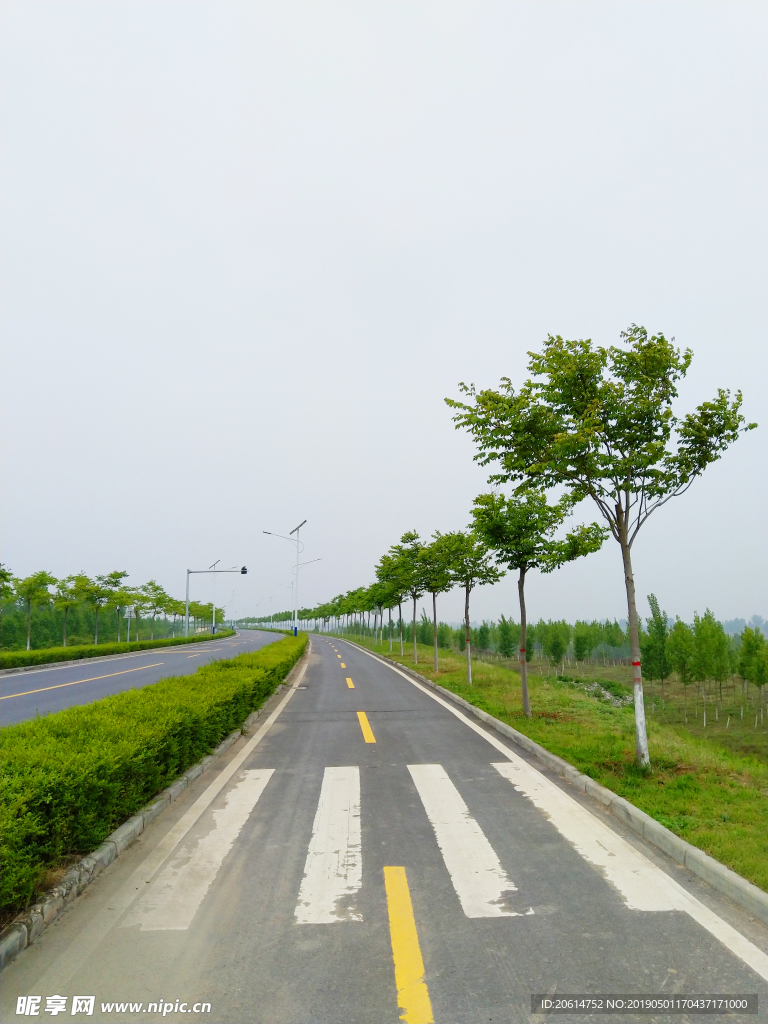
[432,592,439,672]
[620,527,650,765]
[518,567,531,718]
[465,584,472,685]
[412,595,418,663]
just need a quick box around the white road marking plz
[295,766,362,923]
[33,646,311,992]
[408,763,522,918]
[344,641,768,982]
[123,770,274,930]
[492,761,768,980]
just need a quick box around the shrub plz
[0,634,306,915]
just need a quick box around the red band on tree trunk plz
[631,661,641,666]
[519,648,525,652]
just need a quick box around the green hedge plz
[0,629,237,670]
[0,633,307,915]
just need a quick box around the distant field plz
[334,635,768,894]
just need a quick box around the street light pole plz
[289,519,306,636]
[263,521,306,638]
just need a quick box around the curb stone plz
[0,651,306,972]
[346,641,768,928]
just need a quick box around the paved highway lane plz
[0,630,281,726]
[3,636,766,1023]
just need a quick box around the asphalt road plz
[3,636,766,1024]
[0,630,281,726]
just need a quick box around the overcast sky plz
[2,1,766,628]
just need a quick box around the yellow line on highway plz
[340,662,346,668]
[357,710,376,742]
[337,654,342,658]
[383,866,434,1024]
[1,664,165,700]
[346,677,355,689]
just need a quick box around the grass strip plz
[340,637,768,894]
[0,633,306,917]
[0,630,236,670]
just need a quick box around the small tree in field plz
[667,618,695,721]
[448,325,755,763]
[641,594,671,697]
[472,490,605,716]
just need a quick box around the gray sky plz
[2,1,766,628]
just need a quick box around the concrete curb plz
[0,633,239,677]
[0,648,308,973]
[347,641,768,928]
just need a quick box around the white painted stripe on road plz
[344,641,768,982]
[408,764,521,918]
[123,769,274,930]
[493,761,768,980]
[295,766,362,923]
[33,644,311,993]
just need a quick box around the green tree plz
[472,490,605,716]
[437,530,501,684]
[497,615,515,658]
[544,621,571,668]
[14,571,57,650]
[0,563,15,649]
[97,570,130,641]
[667,618,695,718]
[140,580,169,640]
[692,610,730,702]
[421,534,457,671]
[448,324,755,763]
[739,627,767,692]
[573,621,592,662]
[390,531,426,665]
[641,594,671,695]
[54,575,86,647]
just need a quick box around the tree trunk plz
[412,595,418,663]
[94,607,99,645]
[388,606,393,652]
[432,591,438,672]
[117,608,121,644]
[26,600,32,651]
[398,601,403,655]
[518,567,531,717]
[618,519,650,765]
[465,584,472,685]
[63,608,68,648]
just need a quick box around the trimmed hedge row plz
[0,629,236,670]
[0,633,307,915]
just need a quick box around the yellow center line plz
[346,677,355,689]
[384,866,434,1024]
[340,662,346,668]
[337,654,342,658]
[1,664,165,700]
[357,710,376,743]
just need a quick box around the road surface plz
[0,631,281,726]
[2,635,766,1023]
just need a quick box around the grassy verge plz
[0,633,307,918]
[330,635,768,893]
[0,629,236,670]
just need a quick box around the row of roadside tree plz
[254,326,756,766]
[0,565,224,650]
